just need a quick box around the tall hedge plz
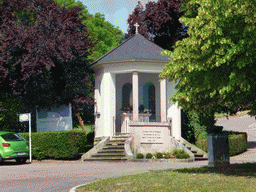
[195,131,248,156]
[229,132,248,156]
[18,130,94,160]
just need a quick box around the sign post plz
[19,113,32,163]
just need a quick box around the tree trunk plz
[76,112,85,132]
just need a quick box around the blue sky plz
[77,0,157,34]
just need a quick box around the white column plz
[94,88,99,136]
[132,72,139,122]
[102,72,116,137]
[94,71,102,138]
[160,78,167,122]
[172,103,181,140]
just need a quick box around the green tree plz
[54,0,125,61]
[160,0,256,119]
[180,0,200,18]
[85,12,125,61]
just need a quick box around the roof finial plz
[134,22,139,34]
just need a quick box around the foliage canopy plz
[0,0,96,120]
[161,0,256,115]
[126,0,188,50]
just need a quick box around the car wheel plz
[0,156,3,164]
[16,158,27,164]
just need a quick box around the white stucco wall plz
[94,69,116,138]
[94,69,103,138]
[100,72,116,137]
[93,62,182,140]
[167,81,181,140]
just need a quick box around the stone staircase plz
[178,138,208,161]
[185,144,208,161]
[86,135,130,161]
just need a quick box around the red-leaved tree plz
[0,0,94,130]
[126,0,188,50]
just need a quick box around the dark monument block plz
[207,132,230,167]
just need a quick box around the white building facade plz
[92,34,181,154]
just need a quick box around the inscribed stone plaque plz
[141,130,164,144]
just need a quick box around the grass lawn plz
[73,124,94,133]
[76,163,256,192]
[215,110,249,118]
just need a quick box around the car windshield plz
[1,133,25,141]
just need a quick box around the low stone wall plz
[129,158,193,163]
[176,141,195,160]
[124,137,134,160]
[94,137,105,146]
[81,136,110,161]
[179,137,208,159]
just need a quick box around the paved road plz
[0,115,255,192]
[0,160,208,192]
[216,114,256,164]
[216,114,256,142]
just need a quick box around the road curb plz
[70,182,90,192]
[128,158,194,163]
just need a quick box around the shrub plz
[195,139,207,152]
[229,132,247,156]
[146,153,153,159]
[156,152,163,159]
[170,155,176,158]
[182,110,222,144]
[17,130,94,160]
[51,132,75,159]
[172,149,190,159]
[162,152,171,159]
[33,147,45,160]
[181,109,196,143]
[86,132,95,144]
[136,153,144,159]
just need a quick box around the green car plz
[0,132,29,164]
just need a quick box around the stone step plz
[103,145,124,149]
[194,154,204,157]
[111,136,128,139]
[98,149,125,153]
[91,153,126,157]
[112,135,130,138]
[109,139,127,142]
[106,142,125,146]
[195,157,208,161]
[114,133,130,136]
[87,135,129,161]
[182,141,208,161]
[85,157,127,161]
